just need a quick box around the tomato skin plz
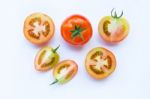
[24,13,55,45]
[61,15,93,46]
[51,60,78,85]
[98,11,129,43]
[35,46,59,72]
[85,47,116,79]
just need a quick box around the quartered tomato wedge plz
[50,60,78,85]
[61,15,93,46]
[35,45,60,71]
[85,47,116,79]
[98,9,129,43]
[24,13,55,45]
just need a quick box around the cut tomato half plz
[98,9,129,43]
[85,47,116,79]
[35,46,59,71]
[51,60,78,85]
[24,13,55,45]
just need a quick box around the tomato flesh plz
[99,16,129,43]
[35,46,59,71]
[85,47,116,79]
[24,13,55,45]
[51,60,78,84]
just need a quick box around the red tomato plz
[85,47,116,79]
[24,13,55,45]
[61,15,93,46]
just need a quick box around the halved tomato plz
[85,47,116,79]
[98,9,129,43]
[61,15,93,46]
[24,13,55,45]
[35,46,59,71]
[51,60,78,85]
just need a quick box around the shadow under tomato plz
[61,39,85,51]
[85,72,116,83]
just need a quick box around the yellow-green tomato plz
[98,9,129,43]
[35,45,60,71]
[50,60,78,85]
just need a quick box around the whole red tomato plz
[61,15,93,46]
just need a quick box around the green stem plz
[53,45,60,53]
[50,79,58,85]
[70,24,86,40]
[111,8,123,19]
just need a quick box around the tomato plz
[61,15,93,46]
[50,60,78,85]
[24,13,55,45]
[85,47,116,79]
[35,45,60,71]
[98,9,129,43]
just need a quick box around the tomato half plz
[35,46,59,71]
[61,15,93,46]
[50,60,78,85]
[98,9,129,43]
[85,47,116,79]
[24,13,55,45]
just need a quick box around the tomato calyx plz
[111,8,123,19]
[70,24,86,40]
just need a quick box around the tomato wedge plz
[98,9,129,43]
[50,60,78,85]
[61,15,93,46]
[24,13,55,45]
[35,46,60,71]
[85,47,116,79]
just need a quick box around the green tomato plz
[50,60,78,85]
[35,45,60,71]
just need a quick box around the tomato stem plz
[111,8,123,19]
[50,79,58,85]
[53,45,60,53]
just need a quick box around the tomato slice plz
[24,13,55,45]
[98,9,129,43]
[61,15,93,46]
[35,46,59,71]
[51,60,78,85]
[85,47,116,79]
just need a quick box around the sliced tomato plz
[24,13,55,45]
[61,15,93,46]
[35,46,59,71]
[85,47,116,79]
[51,60,78,85]
[98,9,129,43]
